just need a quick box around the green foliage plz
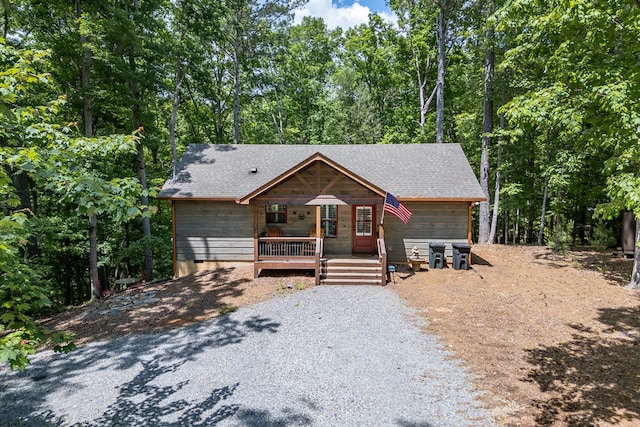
[0,40,78,370]
[590,222,616,252]
[590,221,618,268]
[497,0,640,223]
[0,209,76,370]
[0,38,151,368]
[546,219,574,254]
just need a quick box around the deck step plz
[320,278,383,286]
[321,258,384,285]
[324,271,381,276]
[325,260,380,266]
[324,273,382,280]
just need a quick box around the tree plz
[434,0,461,143]
[496,0,639,264]
[0,41,74,369]
[390,0,438,131]
[273,17,336,144]
[342,15,400,143]
[478,0,495,243]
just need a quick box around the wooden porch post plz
[468,203,473,243]
[254,204,259,278]
[171,201,177,278]
[316,205,321,237]
[316,205,322,286]
[468,202,473,265]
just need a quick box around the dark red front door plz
[352,205,376,253]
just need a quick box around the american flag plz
[384,193,412,223]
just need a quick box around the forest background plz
[0,0,639,369]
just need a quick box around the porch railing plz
[257,237,321,258]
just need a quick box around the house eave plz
[399,197,487,203]
[158,196,238,202]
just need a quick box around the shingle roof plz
[158,144,485,201]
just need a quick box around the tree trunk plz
[77,0,101,299]
[626,218,640,289]
[89,213,101,298]
[488,143,501,244]
[2,0,9,40]
[413,43,433,129]
[170,60,185,180]
[435,6,446,143]
[417,49,426,128]
[233,25,241,145]
[515,208,520,244]
[478,28,494,243]
[129,54,154,282]
[538,175,549,245]
[270,86,284,144]
[504,209,509,245]
[12,170,38,256]
[80,46,92,137]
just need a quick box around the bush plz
[546,219,574,253]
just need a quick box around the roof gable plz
[237,152,385,204]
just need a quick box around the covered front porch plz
[251,201,389,285]
[238,153,390,285]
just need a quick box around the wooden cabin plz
[158,144,486,285]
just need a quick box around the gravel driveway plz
[0,286,495,426]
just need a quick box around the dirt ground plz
[41,245,638,426]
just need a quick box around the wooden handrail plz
[316,237,323,257]
[258,237,318,242]
[377,238,387,285]
[314,237,323,286]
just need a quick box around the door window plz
[355,206,373,236]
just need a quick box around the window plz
[355,206,373,236]
[266,204,287,223]
[320,205,337,237]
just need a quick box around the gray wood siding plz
[258,204,316,237]
[174,200,470,263]
[175,201,254,261]
[384,202,469,262]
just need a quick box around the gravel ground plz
[0,286,494,426]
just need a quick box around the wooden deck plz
[254,237,387,286]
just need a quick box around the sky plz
[293,0,398,30]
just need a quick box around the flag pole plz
[380,192,387,225]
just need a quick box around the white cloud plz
[293,0,397,30]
